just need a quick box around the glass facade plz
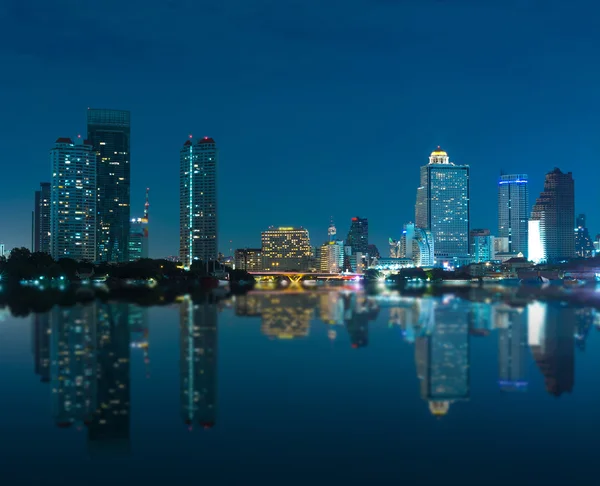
[50,138,97,261]
[346,217,369,254]
[179,137,218,268]
[34,182,51,254]
[261,227,312,271]
[498,174,529,255]
[87,109,131,263]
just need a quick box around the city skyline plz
[1,1,599,257]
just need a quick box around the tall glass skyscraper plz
[50,138,97,261]
[346,217,369,254]
[87,109,131,263]
[179,137,218,268]
[498,174,529,255]
[415,148,470,263]
[34,182,51,254]
[529,168,574,263]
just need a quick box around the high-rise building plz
[399,223,435,267]
[529,168,574,263]
[0,243,5,258]
[498,174,529,255]
[470,229,495,263]
[261,227,311,271]
[319,240,344,273]
[415,147,470,264]
[179,137,218,268]
[346,217,369,254]
[34,182,51,254]
[129,189,149,261]
[50,137,97,261]
[234,248,263,271]
[87,109,131,263]
[575,214,593,258]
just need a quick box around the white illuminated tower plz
[179,136,218,268]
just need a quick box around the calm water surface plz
[1,289,599,485]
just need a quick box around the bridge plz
[249,271,363,288]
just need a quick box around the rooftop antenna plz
[143,187,150,222]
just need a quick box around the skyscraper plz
[529,168,574,263]
[34,182,51,254]
[261,227,311,271]
[50,138,97,261]
[129,188,149,261]
[498,173,529,255]
[346,217,369,254]
[415,147,470,264]
[179,137,218,268]
[87,109,131,263]
[575,214,593,258]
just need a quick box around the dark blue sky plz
[1,0,598,257]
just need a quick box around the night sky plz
[1,0,598,257]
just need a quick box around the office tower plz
[496,305,528,392]
[180,296,218,428]
[575,214,593,258]
[234,248,263,271]
[528,302,574,397]
[470,229,495,263]
[320,240,344,273]
[34,182,51,253]
[261,227,311,271]
[179,136,218,268]
[346,217,369,254]
[415,147,470,264]
[87,109,131,263]
[129,189,149,261]
[399,223,435,267]
[50,137,97,261]
[529,168,574,263]
[498,174,529,255]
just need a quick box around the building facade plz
[87,109,131,263]
[498,174,529,255]
[234,248,263,271]
[50,138,97,261]
[34,182,51,254]
[575,214,593,258]
[470,229,495,263]
[399,223,435,267]
[179,137,218,268]
[346,217,369,254]
[529,168,575,263]
[261,227,311,271]
[319,240,344,273]
[415,147,470,264]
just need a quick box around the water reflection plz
[26,290,600,439]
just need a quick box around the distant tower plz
[346,217,369,254]
[34,182,51,254]
[328,218,337,243]
[415,147,470,264]
[498,174,529,255]
[179,137,218,268]
[129,189,149,261]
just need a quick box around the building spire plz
[143,187,150,222]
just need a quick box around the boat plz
[520,275,550,286]
[563,276,584,287]
[303,279,318,287]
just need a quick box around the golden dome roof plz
[430,146,447,157]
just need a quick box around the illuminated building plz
[234,248,263,271]
[496,305,528,392]
[179,136,218,268]
[32,313,51,383]
[575,214,593,258]
[50,305,97,427]
[0,243,4,258]
[320,240,344,273]
[180,296,219,428]
[87,109,131,263]
[399,223,435,267]
[498,174,529,255]
[416,297,470,416]
[470,229,495,263]
[346,217,369,254]
[34,182,51,253]
[529,168,575,263]
[50,137,97,261]
[261,226,311,271]
[528,301,574,397]
[415,147,470,265]
[129,188,150,261]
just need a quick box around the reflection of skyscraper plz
[496,305,528,392]
[342,294,378,348]
[528,302,574,397]
[180,296,219,429]
[129,305,150,377]
[415,297,470,416]
[32,313,51,383]
[50,305,97,427]
[87,303,131,454]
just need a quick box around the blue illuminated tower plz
[498,174,529,255]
